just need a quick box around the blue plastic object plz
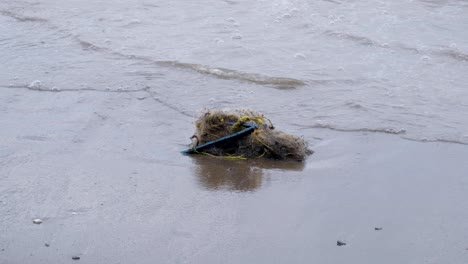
[181,122,257,154]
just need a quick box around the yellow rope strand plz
[255,150,267,159]
[253,132,275,153]
[231,115,250,131]
[192,148,247,160]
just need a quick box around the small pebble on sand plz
[72,256,80,260]
[375,227,383,231]
[44,243,50,247]
[32,219,43,224]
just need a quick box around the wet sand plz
[1,87,468,264]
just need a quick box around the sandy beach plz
[1,86,468,263]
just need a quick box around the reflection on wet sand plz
[192,156,305,192]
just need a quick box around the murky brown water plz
[1,0,468,263]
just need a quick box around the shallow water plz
[1,0,468,263]
[2,0,468,144]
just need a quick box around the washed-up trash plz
[182,109,312,161]
[32,218,43,224]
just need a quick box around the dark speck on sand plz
[337,240,347,246]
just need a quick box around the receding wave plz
[417,0,468,9]
[295,123,407,135]
[295,122,468,145]
[2,84,149,93]
[435,49,468,62]
[399,44,468,62]
[73,37,305,88]
[323,30,384,47]
[322,0,342,4]
[343,101,368,110]
[0,10,47,23]
[401,136,468,145]
[304,78,363,85]
[76,38,110,52]
[3,83,193,117]
[325,30,468,63]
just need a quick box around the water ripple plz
[0,9,47,23]
[325,30,468,63]
[294,122,407,135]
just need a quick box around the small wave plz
[322,0,342,4]
[295,122,468,145]
[296,123,407,135]
[344,101,367,110]
[417,0,468,8]
[158,61,305,87]
[2,84,150,93]
[17,135,49,141]
[124,70,165,80]
[325,31,468,63]
[0,10,47,23]
[223,0,239,5]
[399,44,468,62]
[122,19,143,28]
[435,49,468,62]
[3,83,192,118]
[401,136,468,145]
[76,38,109,52]
[323,31,383,47]
[308,78,364,85]
[73,37,305,88]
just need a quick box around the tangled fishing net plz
[187,109,312,161]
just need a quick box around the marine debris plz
[183,109,312,161]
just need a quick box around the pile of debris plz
[184,109,312,161]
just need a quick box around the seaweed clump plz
[189,109,312,161]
